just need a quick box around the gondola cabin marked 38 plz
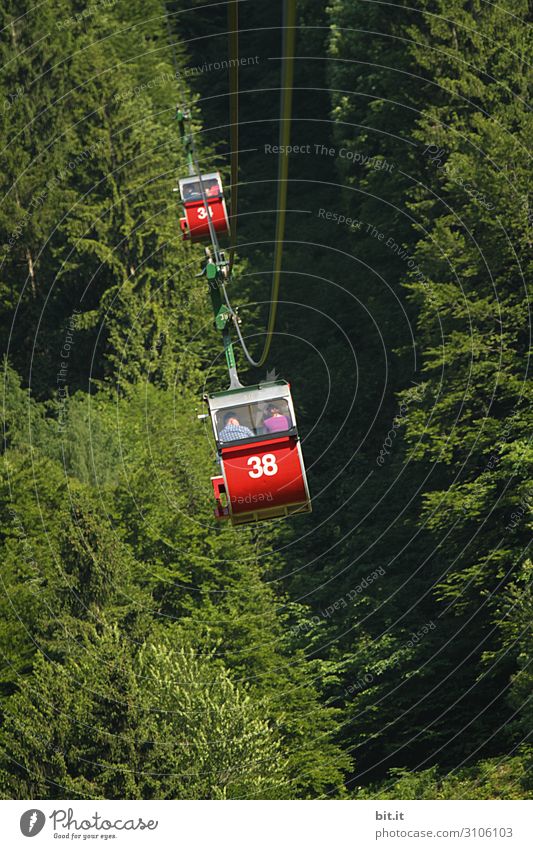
[178,172,230,241]
[206,380,311,525]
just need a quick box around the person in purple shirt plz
[263,404,290,433]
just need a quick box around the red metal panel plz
[220,436,309,518]
[182,198,229,241]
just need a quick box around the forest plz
[0,0,531,800]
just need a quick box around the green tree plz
[0,626,291,799]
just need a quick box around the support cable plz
[228,0,239,275]
[164,0,297,376]
[226,0,297,368]
[164,1,225,267]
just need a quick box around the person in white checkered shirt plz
[218,411,254,443]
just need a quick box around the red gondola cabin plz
[178,172,230,242]
[205,380,312,525]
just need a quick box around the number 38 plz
[247,454,278,478]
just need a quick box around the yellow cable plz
[258,0,297,367]
[228,1,239,274]
[227,0,297,369]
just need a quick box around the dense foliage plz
[0,0,531,799]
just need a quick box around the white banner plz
[1,799,531,849]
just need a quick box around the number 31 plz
[197,206,213,220]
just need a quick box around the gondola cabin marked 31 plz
[205,380,312,525]
[178,172,230,241]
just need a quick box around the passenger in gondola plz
[184,182,201,201]
[263,404,290,433]
[205,179,220,198]
[218,411,254,442]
